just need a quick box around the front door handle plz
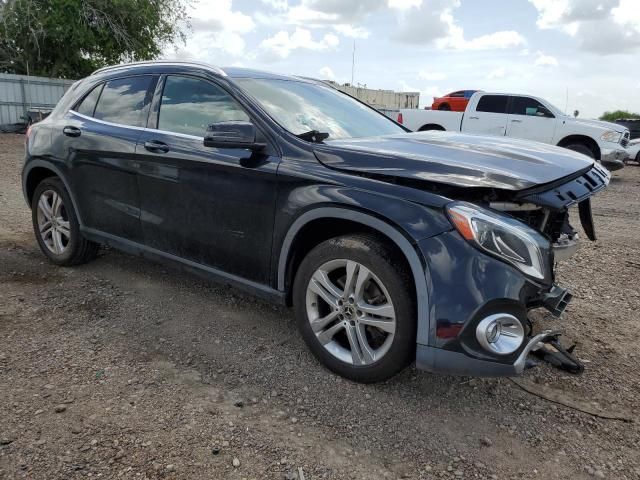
[468,116,479,120]
[63,126,81,137]
[511,119,523,123]
[144,140,170,154]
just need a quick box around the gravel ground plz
[1,133,639,480]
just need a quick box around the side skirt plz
[81,227,286,305]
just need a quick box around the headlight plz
[601,130,622,143]
[446,202,550,280]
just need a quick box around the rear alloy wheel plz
[36,189,70,255]
[293,235,415,383]
[32,177,99,266]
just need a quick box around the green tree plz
[599,110,640,122]
[0,0,190,78]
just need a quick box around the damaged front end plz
[416,163,610,376]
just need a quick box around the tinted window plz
[475,95,508,114]
[510,96,553,117]
[448,91,464,98]
[75,83,103,117]
[93,76,153,127]
[158,76,249,137]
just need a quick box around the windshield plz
[235,78,405,140]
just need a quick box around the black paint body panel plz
[22,63,609,376]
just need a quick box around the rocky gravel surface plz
[1,133,639,479]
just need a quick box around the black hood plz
[314,131,595,191]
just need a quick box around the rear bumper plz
[600,147,626,171]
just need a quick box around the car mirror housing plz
[204,121,266,151]
[536,107,554,118]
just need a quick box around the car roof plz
[222,67,306,81]
[92,61,311,83]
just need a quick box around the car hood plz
[315,131,595,191]
[567,117,626,133]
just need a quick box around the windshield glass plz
[235,78,405,140]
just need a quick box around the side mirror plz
[536,106,554,118]
[204,121,266,151]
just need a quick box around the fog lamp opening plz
[476,314,525,355]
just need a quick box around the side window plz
[75,83,104,117]
[449,91,465,98]
[475,95,508,114]
[157,76,249,137]
[93,76,154,127]
[510,96,553,117]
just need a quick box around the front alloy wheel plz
[306,259,396,366]
[293,235,416,383]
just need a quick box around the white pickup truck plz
[398,92,629,171]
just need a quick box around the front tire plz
[32,177,99,266]
[564,143,595,159]
[293,235,416,383]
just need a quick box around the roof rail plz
[92,60,226,76]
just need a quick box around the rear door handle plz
[144,140,170,153]
[63,126,81,137]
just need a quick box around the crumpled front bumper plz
[417,330,560,376]
[414,229,571,377]
[600,147,626,171]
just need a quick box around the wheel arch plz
[23,160,84,226]
[557,134,601,160]
[418,123,446,132]
[277,207,431,346]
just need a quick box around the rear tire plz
[438,103,451,111]
[32,177,99,266]
[564,143,595,159]
[293,234,416,383]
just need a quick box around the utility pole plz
[351,40,355,85]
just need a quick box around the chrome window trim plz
[69,110,205,141]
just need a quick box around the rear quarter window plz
[74,83,104,117]
[93,76,154,127]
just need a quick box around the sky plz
[163,0,640,119]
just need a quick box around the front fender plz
[273,169,453,347]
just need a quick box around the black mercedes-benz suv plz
[23,61,610,382]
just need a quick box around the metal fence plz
[0,73,75,125]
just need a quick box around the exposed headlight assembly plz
[600,130,622,143]
[446,202,550,280]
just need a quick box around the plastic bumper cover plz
[417,330,559,377]
[600,147,626,171]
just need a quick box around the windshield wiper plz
[296,130,330,143]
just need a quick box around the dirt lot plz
[0,133,639,480]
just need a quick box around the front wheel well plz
[418,124,446,132]
[557,135,601,160]
[25,166,58,205]
[282,217,414,307]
